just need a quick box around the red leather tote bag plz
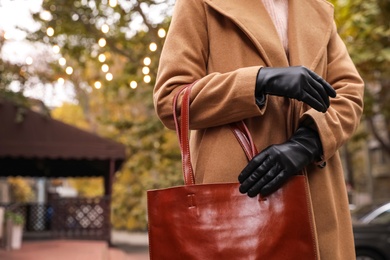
[147,82,318,260]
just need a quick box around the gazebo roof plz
[0,98,126,178]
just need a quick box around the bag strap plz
[173,82,258,185]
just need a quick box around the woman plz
[153,0,364,259]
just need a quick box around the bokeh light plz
[52,45,60,53]
[94,81,102,89]
[109,0,117,7]
[149,43,157,52]
[143,75,151,83]
[26,57,33,65]
[59,57,66,66]
[101,64,109,72]
[46,27,54,37]
[101,24,109,33]
[143,57,151,66]
[57,77,65,84]
[158,28,166,38]
[106,73,113,81]
[98,38,107,47]
[40,10,52,21]
[142,66,150,75]
[65,66,73,75]
[130,81,137,89]
[98,54,106,62]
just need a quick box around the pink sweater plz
[262,0,289,54]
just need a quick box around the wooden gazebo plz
[0,98,126,241]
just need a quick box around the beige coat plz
[154,0,364,259]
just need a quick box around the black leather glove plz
[255,66,336,112]
[238,126,322,197]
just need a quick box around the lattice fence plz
[0,196,110,241]
[51,197,110,240]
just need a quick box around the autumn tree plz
[0,32,29,106]
[329,0,390,199]
[24,0,181,230]
[332,0,390,153]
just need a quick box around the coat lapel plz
[288,0,334,69]
[204,0,289,67]
[204,0,334,69]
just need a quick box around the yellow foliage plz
[67,177,104,197]
[51,103,90,131]
[8,177,35,203]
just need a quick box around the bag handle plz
[173,82,258,185]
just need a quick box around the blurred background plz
[0,0,389,247]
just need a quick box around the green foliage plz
[5,211,25,226]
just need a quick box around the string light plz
[65,66,73,75]
[130,81,137,89]
[106,73,113,81]
[143,57,151,66]
[149,43,157,52]
[26,57,33,65]
[98,38,107,47]
[59,57,66,66]
[57,77,65,84]
[50,24,164,91]
[101,64,109,72]
[143,75,151,83]
[101,24,109,33]
[72,14,79,21]
[158,28,166,38]
[52,45,60,53]
[109,0,117,7]
[98,54,106,62]
[40,10,52,21]
[142,66,150,75]
[94,81,102,89]
[46,27,54,37]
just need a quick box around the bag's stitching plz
[187,193,196,208]
[183,84,195,185]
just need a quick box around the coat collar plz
[204,0,334,69]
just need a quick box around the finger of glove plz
[247,164,281,197]
[307,69,337,98]
[260,170,289,196]
[239,155,274,194]
[238,151,268,183]
[305,77,331,108]
[300,92,327,112]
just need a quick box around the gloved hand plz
[255,66,336,112]
[238,126,322,197]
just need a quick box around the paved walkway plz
[0,231,149,260]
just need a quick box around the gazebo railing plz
[0,196,111,241]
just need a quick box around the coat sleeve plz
[301,22,364,162]
[153,0,263,130]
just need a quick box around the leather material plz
[148,178,317,260]
[148,82,318,259]
[239,126,323,197]
[255,66,336,112]
[230,121,259,158]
